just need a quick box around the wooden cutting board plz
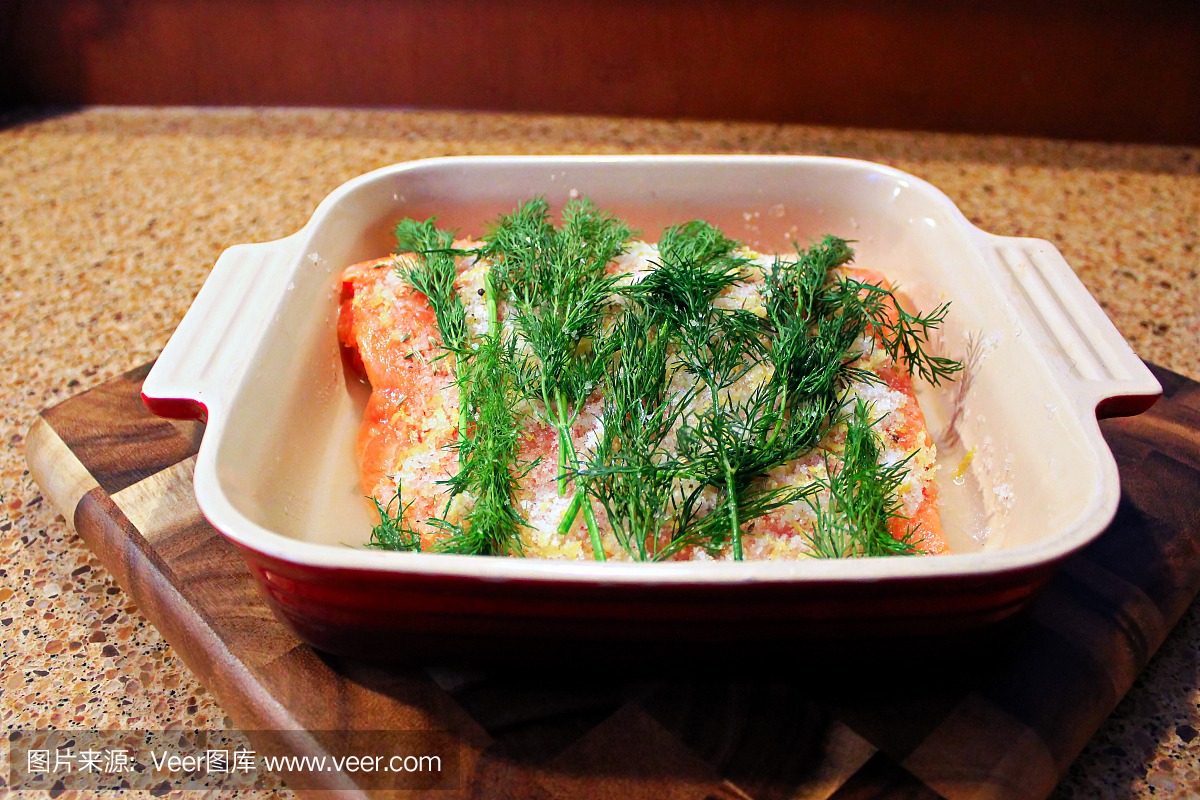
[25,361,1200,800]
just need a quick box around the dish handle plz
[976,232,1162,419]
[142,233,306,423]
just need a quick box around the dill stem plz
[458,266,501,467]
[724,457,743,560]
[550,387,581,534]
[456,410,469,463]
[553,388,570,496]
[556,492,583,537]
[629,498,645,560]
[768,392,788,444]
[584,504,607,561]
[533,372,606,559]
[553,401,606,561]
[485,270,499,333]
[455,353,469,460]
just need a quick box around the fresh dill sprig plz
[764,235,855,325]
[763,237,867,399]
[625,221,752,327]
[576,309,696,560]
[581,224,844,560]
[366,218,475,551]
[608,221,759,559]
[634,225,857,560]
[432,327,530,556]
[393,216,476,450]
[805,399,919,558]
[386,216,530,556]
[607,231,951,561]
[841,279,963,385]
[365,485,422,552]
[777,237,961,387]
[393,218,470,355]
[483,198,633,560]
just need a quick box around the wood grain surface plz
[24,361,1200,800]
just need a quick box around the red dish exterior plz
[236,541,1059,662]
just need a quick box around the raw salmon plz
[339,247,949,559]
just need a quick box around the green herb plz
[848,281,962,385]
[432,324,531,556]
[365,486,422,552]
[625,220,753,330]
[483,198,633,560]
[373,217,530,556]
[576,309,695,560]
[641,222,760,559]
[581,231,954,561]
[393,218,470,356]
[393,217,473,444]
[804,399,919,558]
[367,218,470,553]
[368,204,959,562]
[613,228,852,559]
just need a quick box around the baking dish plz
[142,155,1161,658]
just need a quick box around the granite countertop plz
[1,107,1197,798]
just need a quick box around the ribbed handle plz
[976,232,1161,418]
[143,233,305,423]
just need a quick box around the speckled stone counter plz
[1,107,1197,799]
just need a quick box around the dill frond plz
[432,329,530,556]
[393,217,469,355]
[366,486,422,552]
[805,400,920,558]
[641,229,859,559]
[872,295,963,385]
[824,269,963,387]
[483,198,634,560]
[577,310,695,560]
[392,216,530,556]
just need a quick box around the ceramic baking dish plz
[142,155,1160,659]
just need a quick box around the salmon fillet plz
[339,245,949,560]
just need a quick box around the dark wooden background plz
[3,0,1199,145]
